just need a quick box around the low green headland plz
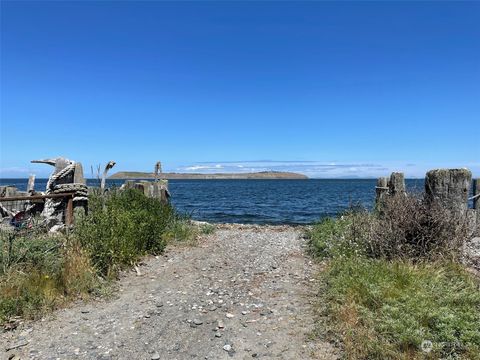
[307,196,480,359]
[109,170,308,180]
[0,189,206,323]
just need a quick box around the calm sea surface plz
[0,178,424,224]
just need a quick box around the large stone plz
[425,168,472,214]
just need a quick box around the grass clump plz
[321,257,480,359]
[0,188,195,323]
[0,233,98,322]
[308,197,480,359]
[199,223,216,235]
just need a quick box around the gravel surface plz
[1,224,337,360]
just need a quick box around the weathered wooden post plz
[155,161,162,182]
[375,177,388,207]
[65,195,74,226]
[474,179,480,210]
[27,175,36,193]
[388,172,406,196]
[425,169,472,214]
[101,161,116,191]
[473,179,480,235]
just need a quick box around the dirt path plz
[1,225,336,360]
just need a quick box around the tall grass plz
[0,233,98,322]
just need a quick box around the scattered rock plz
[5,340,28,352]
[1,226,334,359]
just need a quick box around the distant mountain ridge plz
[109,171,308,180]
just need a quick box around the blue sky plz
[1,1,479,178]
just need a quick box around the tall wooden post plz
[375,177,388,208]
[27,175,36,192]
[425,169,472,214]
[388,172,406,196]
[101,161,116,191]
[474,178,479,210]
[65,196,74,226]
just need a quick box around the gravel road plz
[1,224,337,360]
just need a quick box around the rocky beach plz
[1,224,337,360]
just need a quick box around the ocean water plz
[1,178,425,224]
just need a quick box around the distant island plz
[109,171,308,180]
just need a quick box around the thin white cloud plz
[175,160,480,178]
[181,164,224,171]
[175,161,391,178]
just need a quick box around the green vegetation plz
[199,223,216,235]
[308,197,480,359]
[0,189,196,323]
[77,189,183,276]
[0,232,99,322]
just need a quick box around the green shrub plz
[162,216,199,245]
[1,188,194,322]
[200,223,216,235]
[307,210,373,260]
[75,189,180,276]
[309,195,469,263]
[320,257,480,359]
[308,200,479,359]
[371,195,469,261]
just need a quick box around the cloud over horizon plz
[176,161,397,178]
[175,161,480,179]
